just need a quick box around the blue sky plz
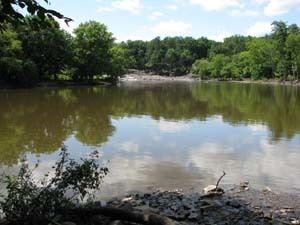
[47,0,300,42]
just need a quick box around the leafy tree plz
[179,49,194,75]
[164,48,178,74]
[208,41,224,57]
[286,33,300,80]
[72,21,114,80]
[0,23,38,85]
[109,44,135,78]
[191,59,211,79]
[17,17,72,81]
[145,37,164,73]
[207,36,250,57]
[210,54,228,78]
[272,21,289,80]
[126,40,147,70]
[0,0,71,30]
[222,35,251,55]
[193,37,212,59]
[232,51,252,78]
[126,36,212,76]
[288,24,300,35]
[220,61,235,79]
[247,38,276,79]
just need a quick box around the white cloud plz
[254,0,268,4]
[246,21,272,36]
[248,124,268,133]
[230,9,259,16]
[155,119,190,133]
[150,20,192,36]
[149,11,164,20]
[97,0,143,14]
[112,0,143,14]
[118,141,139,153]
[186,139,300,192]
[190,0,242,11]
[263,0,300,16]
[115,26,152,42]
[166,0,188,11]
[97,7,114,13]
[166,4,179,10]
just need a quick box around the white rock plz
[203,185,217,194]
[262,186,272,193]
[188,212,198,220]
[62,222,76,225]
[240,181,249,187]
[291,219,300,225]
[122,197,133,202]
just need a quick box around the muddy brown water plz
[0,82,300,198]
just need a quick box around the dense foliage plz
[0,17,300,87]
[0,18,134,86]
[125,37,212,75]
[125,23,300,80]
[191,22,300,81]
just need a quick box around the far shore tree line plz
[1,17,300,87]
[128,21,300,81]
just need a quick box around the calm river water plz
[1,82,300,198]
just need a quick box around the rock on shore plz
[119,71,197,83]
[104,186,300,225]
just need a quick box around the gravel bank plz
[102,185,300,225]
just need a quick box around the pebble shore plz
[104,185,300,225]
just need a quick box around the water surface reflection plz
[0,82,300,197]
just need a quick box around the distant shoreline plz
[0,80,112,89]
[119,72,300,87]
[1,75,300,89]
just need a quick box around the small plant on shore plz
[0,146,109,225]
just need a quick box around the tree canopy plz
[0,18,300,87]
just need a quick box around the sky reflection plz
[1,83,300,198]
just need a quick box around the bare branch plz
[216,171,226,188]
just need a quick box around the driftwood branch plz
[215,171,226,189]
[61,207,181,225]
[200,171,226,199]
